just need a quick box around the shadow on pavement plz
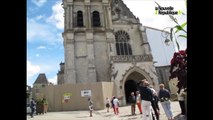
[119,114,135,117]
[76,116,91,118]
[174,114,187,120]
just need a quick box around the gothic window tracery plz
[115,31,132,55]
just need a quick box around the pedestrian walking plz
[113,96,120,115]
[138,79,153,120]
[106,97,110,112]
[128,92,136,115]
[177,88,186,116]
[150,86,160,120]
[30,98,36,118]
[136,91,142,114]
[158,83,173,120]
[88,98,93,117]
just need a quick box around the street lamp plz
[164,38,171,46]
[161,27,172,46]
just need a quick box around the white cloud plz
[124,0,186,29]
[32,0,47,7]
[27,60,40,83]
[46,1,64,30]
[38,62,60,74]
[36,15,45,20]
[36,54,40,57]
[124,0,187,50]
[37,46,46,49]
[27,62,59,85]
[48,75,57,85]
[27,18,62,44]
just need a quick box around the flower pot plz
[36,104,44,114]
[44,104,48,113]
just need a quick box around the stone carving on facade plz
[111,55,153,63]
[150,64,158,76]
[110,62,118,81]
[111,0,136,19]
[131,58,136,66]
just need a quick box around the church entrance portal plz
[123,71,147,104]
[124,80,138,104]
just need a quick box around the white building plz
[145,26,178,93]
[145,26,176,67]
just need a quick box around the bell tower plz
[62,0,115,84]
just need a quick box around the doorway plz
[124,80,138,104]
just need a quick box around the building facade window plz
[115,30,132,55]
[77,11,83,27]
[92,11,100,27]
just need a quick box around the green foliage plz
[155,0,187,93]
[155,0,187,51]
[175,22,187,33]
[43,98,48,105]
[36,98,48,105]
[36,98,44,104]
[169,0,187,51]
[178,35,187,38]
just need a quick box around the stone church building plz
[33,0,160,111]
[58,0,158,103]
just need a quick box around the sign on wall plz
[81,90,91,97]
[63,93,72,103]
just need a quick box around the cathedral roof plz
[111,0,139,23]
[112,0,136,18]
[33,73,49,85]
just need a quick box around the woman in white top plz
[113,97,120,115]
[177,88,186,116]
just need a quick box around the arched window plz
[92,11,100,27]
[77,11,83,27]
[115,31,132,55]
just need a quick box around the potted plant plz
[42,98,48,113]
[36,98,44,114]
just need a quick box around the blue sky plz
[27,0,186,87]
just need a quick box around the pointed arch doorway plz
[123,70,152,104]
[124,80,138,103]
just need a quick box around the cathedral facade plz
[58,0,159,104]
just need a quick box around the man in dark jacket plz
[158,83,173,120]
[138,79,153,120]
